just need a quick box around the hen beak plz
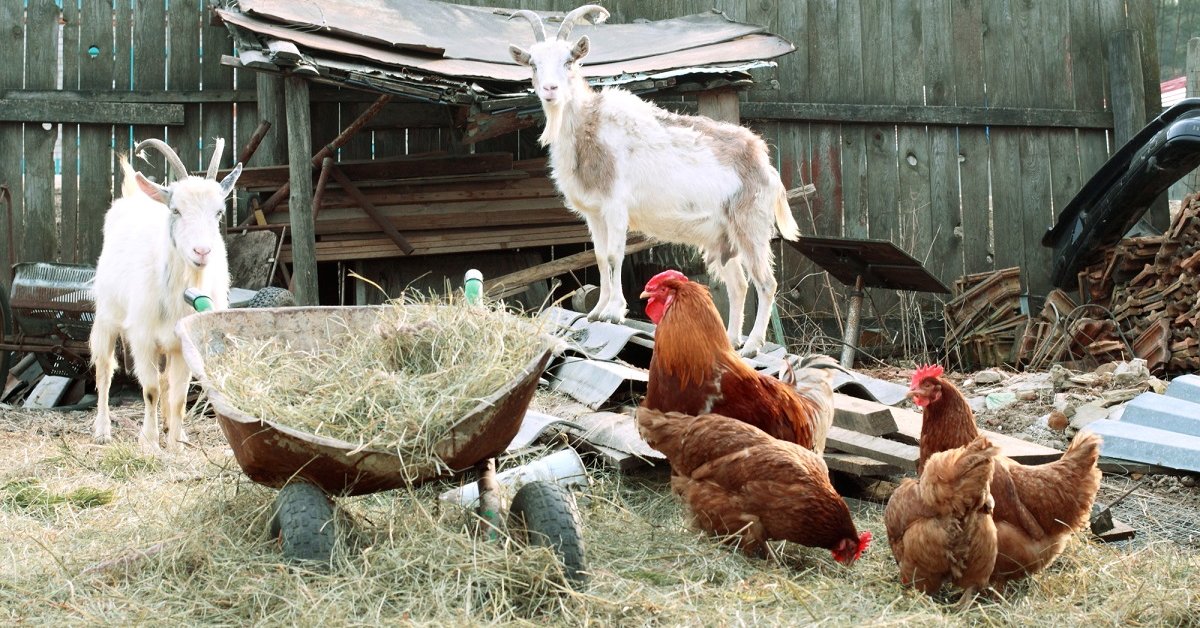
[905,390,919,400]
[639,290,651,299]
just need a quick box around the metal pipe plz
[237,119,274,165]
[840,274,866,369]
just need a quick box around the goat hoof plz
[138,435,162,455]
[92,431,112,445]
[588,305,627,324]
[737,340,765,357]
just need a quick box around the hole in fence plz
[87,45,100,59]
[42,123,52,131]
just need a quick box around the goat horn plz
[508,10,547,43]
[134,138,190,182]
[206,138,225,180]
[555,4,609,41]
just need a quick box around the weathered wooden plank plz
[22,0,59,264]
[739,102,1114,129]
[837,0,868,240]
[923,0,961,287]
[826,425,919,471]
[201,1,236,222]
[893,0,934,287]
[823,453,902,477]
[60,0,82,263]
[285,76,317,305]
[77,0,117,266]
[254,74,288,167]
[111,0,134,195]
[132,0,169,181]
[0,0,24,285]
[984,0,1024,276]
[1011,0,1053,297]
[0,88,257,103]
[832,393,899,436]
[887,403,1063,465]
[168,0,202,174]
[280,224,593,262]
[952,0,992,276]
[861,0,901,315]
[1043,1,1083,290]
[0,100,183,125]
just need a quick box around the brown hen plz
[909,364,1103,589]
[640,269,841,453]
[885,436,999,604]
[636,407,872,564]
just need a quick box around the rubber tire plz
[247,286,296,308]
[508,480,588,585]
[271,482,337,565]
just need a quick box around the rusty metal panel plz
[237,0,771,65]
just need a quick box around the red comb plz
[858,530,873,557]
[645,269,689,290]
[910,364,944,389]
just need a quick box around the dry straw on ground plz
[201,298,546,462]
[2,402,1198,626]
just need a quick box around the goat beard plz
[539,101,567,146]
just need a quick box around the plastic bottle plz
[464,269,483,305]
[183,288,213,312]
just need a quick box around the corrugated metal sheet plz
[217,0,793,103]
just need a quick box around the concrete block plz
[1084,419,1200,473]
[1165,373,1200,404]
[1119,392,1200,438]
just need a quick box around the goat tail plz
[118,155,142,199]
[773,186,800,241]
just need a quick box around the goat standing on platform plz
[90,139,242,453]
[508,5,799,354]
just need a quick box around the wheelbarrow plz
[175,305,588,583]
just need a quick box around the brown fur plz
[572,97,616,196]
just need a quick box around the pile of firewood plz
[946,194,1200,372]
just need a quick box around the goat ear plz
[219,163,243,198]
[570,36,590,62]
[134,171,169,203]
[509,44,531,66]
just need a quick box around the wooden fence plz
[0,0,1166,315]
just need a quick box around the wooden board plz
[832,394,899,436]
[878,397,1063,464]
[825,425,919,471]
[823,452,902,477]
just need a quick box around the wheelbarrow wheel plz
[270,482,337,565]
[247,286,296,308]
[508,480,588,585]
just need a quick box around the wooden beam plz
[832,394,900,436]
[823,453,902,477]
[255,74,287,167]
[0,99,183,125]
[484,238,656,298]
[284,75,317,305]
[739,101,1114,129]
[1,88,380,104]
[697,88,740,124]
[327,165,415,256]
[825,426,919,471]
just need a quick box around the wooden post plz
[284,75,318,305]
[255,74,287,166]
[1107,28,1169,232]
[697,88,741,124]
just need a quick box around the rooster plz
[637,407,872,563]
[640,269,843,453]
[885,436,1000,605]
[909,364,1103,589]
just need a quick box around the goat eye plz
[171,209,181,216]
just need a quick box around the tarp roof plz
[218,0,794,103]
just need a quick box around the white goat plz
[508,5,800,355]
[90,139,242,453]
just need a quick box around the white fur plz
[90,150,241,453]
[511,18,800,355]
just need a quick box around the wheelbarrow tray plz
[177,306,552,497]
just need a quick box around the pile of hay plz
[2,409,1200,625]
[203,299,547,459]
